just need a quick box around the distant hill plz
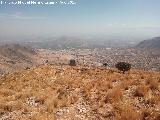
[0,44,36,60]
[136,37,160,49]
[0,44,37,74]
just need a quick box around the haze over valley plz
[0,0,160,120]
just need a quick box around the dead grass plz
[145,95,160,106]
[146,79,159,90]
[104,87,123,103]
[0,65,159,120]
[134,85,149,97]
[140,108,160,120]
[117,107,140,120]
[31,113,55,120]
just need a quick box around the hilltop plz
[0,65,159,120]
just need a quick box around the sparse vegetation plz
[134,85,149,97]
[69,59,76,66]
[115,62,131,74]
[146,79,159,90]
[103,63,108,67]
[0,65,159,120]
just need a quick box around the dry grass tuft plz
[115,105,140,120]
[31,113,55,120]
[134,85,149,97]
[104,87,123,103]
[146,79,159,90]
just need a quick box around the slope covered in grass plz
[0,65,159,120]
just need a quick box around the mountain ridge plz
[136,37,160,49]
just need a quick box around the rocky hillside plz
[0,44,38,74]
[0,65,159,120]
[136,37,160,49]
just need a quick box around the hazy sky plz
[0,0,160,39]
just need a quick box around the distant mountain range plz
[0,36,140,49]
[20,36,137,49]
[136,37,160,49]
